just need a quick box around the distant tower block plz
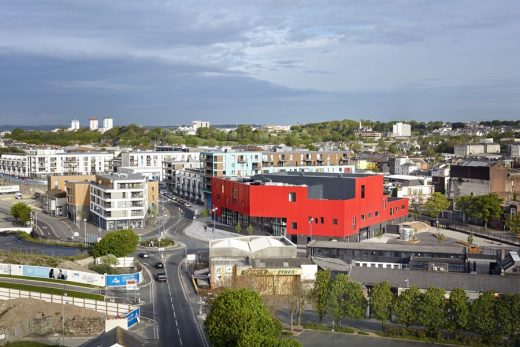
[103,117,113,131]
[70,119,80,131]
[89,117,99,131]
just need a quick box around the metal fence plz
[409,213,520,246]
[0,287,136,317]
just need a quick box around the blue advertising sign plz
[105,272,140,287]
[126,307,140,328]
[23,266,68,280]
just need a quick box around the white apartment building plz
[89,117,99,131]
[90,173,157,231]
[122,150,200,181]
[392,122,411,137]
[192,121,210,131]
[510,144,520,158]
[70,120,80,131]
[454,143,501,156]
[0,150,114,178]
[174,168,204,203]
[103,117,113,131]
[384,175,434,205]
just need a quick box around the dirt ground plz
[0,252,95,272]
[0,298,107,335]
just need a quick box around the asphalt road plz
[137,199,208,347]
[0,200,75,240]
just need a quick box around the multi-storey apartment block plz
[121,150,200,181]
[0,150,114,178]
[89,173,158,231]
[201,150,351,205]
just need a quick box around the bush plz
[139,238,174,247]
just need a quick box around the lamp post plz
[83,219,87,247]
[211,207,218,240]
[405,278,409,288]
[308,217,313,242]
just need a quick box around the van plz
[14,193,22,199]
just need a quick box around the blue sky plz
[0,1,519,126]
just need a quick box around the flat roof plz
[349,267,520,294]
[96,173,145,181]
[309,240,465,255]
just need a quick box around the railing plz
[410,213,520,246]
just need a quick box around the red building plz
[211,172,409,244]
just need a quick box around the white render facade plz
[121,150,200,181]
[174,168,204,203]
[90,173,152,231]
[0,150,114,178]
[392,122,411,137]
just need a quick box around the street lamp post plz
[308,217,313,242]
[83,219,87,247]
[211,207,218,240]
[405,278,409,288]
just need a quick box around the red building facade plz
[211,173,409,244]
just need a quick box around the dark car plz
[157,272,167,282]
[139,252,150,258]
[154,262,164,269]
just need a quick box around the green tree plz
[474,194,503,228]
[505,213,520,235]
[92,229,139,257]
[370,282,393,328]
[423,192,450,219]
[329,273,349,326]
[311,269,331,322]
[99,254,118,267]
[343,281,367,320]
[393,286,421,327]
[445,288,470,335]
[10,202,32,226]
[417,287,446,336]
[205,288,281,347]
[247,224,254,236]
[235,223,242,234]
[471,291,498,338]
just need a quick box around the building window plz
[375,211,379,217]
[320,217,324,224]
[361,214,365,221]
[368,213,372,218]
[352,216,356,229]
[401,205,405,210]
[232,189,237,204]
[291,222,298,230]
[390,208,393,216]
[332,218,338,225]
[221,185,224,193]
[383,199,386,209]
[288,192,297,202]
[361,185,365,199]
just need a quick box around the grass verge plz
[302,323,356,334]
[6,342,58,347]
[0,274,98,289]
[0,281,104,301]
[17,232,89,250]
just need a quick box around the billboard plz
[23,265,68,280]
[105,272,141,287]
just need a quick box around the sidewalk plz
[184,220,241,242]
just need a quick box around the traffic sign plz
[126,279,138,291]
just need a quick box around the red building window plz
[332,219,338,225]
[289,192,297,202]
[361,185,366,199]
[291,222,298,230]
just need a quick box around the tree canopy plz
[205,288,283,347]
[423,192,450,218]
[92,229,139,257]
[10,202,31,226]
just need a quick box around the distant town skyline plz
[0,1,519,125]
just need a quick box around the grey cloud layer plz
[0,1,518,125]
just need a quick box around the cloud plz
[0,1,519,125]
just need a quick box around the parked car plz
[154,262,164,269]
[139,252,150,258]
[156,272,167,282]
[184,203,191,207]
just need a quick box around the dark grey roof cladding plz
[253,172,373,200]
[309,240,465,255]
[349,266,520,294]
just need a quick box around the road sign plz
[126,307,140,328]
[126,279,138,291]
